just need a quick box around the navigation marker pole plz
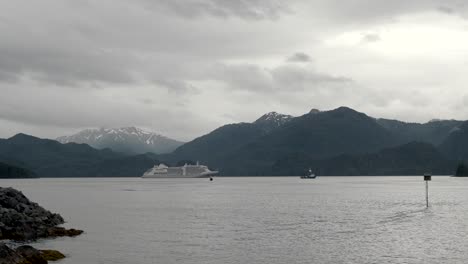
[424,173,431,208]
[426,180,428,207]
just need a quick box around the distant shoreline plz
[0,175,458,179]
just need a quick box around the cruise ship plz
[142,162,219,178]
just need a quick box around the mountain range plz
[161,107,466,175]
[0,134,159,177]
[376,118,463,145]
[57,127,184,155]
[1,106,468,177]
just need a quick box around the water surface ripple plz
[1,176,467,264]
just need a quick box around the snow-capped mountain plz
[254,112,294,132]
[57,127,184,154]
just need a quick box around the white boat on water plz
[142,162,218,178]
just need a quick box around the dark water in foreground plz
[1,177,468,264]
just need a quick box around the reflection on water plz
[1,176,468,264]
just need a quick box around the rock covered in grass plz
[39,250,65,261]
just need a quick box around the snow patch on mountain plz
[254,112,294,132]
[57,127,184,154]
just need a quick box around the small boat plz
[300,169,317,179]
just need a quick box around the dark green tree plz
[455,162,468,176]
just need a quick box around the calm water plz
[1,177,468,264]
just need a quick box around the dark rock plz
[0,243,66,264]
[47,227,83,238]
[0,188,78,263]
[0,187,71,241]
[15,245,46,264]
[0,243,24,264]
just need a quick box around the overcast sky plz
[2,0,468,141]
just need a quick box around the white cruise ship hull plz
[141,163,218,178]
[142,171,218,178]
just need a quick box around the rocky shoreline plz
[0,187,83,263]
[0,244,66,264]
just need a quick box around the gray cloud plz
[142,0,291,20]
[437,6,456,14]
[271,65,351,87]
[1,0,468,140]
[0,82,215,141]
[0,46,137,86]
[0,18,138,86]
[140,98,154,105]
[155,79,200,94]
[361,33,381,43]
[0,0,299,88]
[0,71,17,83]
[209,60,351,92]
[209,63,274,92]
[292,0,468,32]
[1,0,458,89]
[287,52,312,63]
